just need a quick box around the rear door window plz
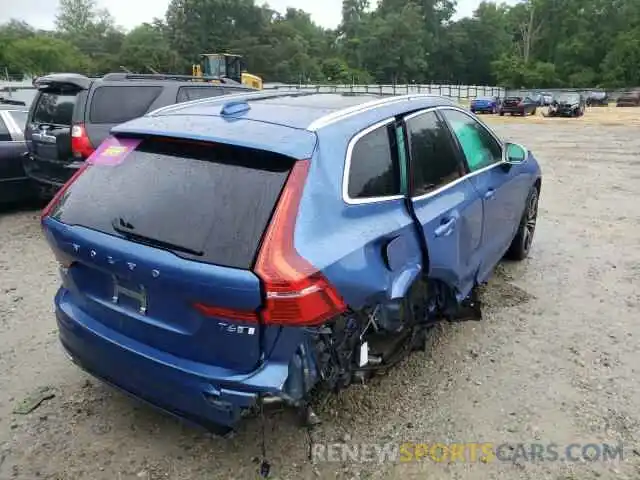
[176,86,225,103]
[32,89,78,125]
[89,86,163,124]
[52,138,294,269]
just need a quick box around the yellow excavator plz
[192,53,263,90]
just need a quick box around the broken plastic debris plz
[13,386,55,414]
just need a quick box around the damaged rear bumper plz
[55,289,299,432]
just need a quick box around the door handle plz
[435,217,457,237]
[484,188,496,200]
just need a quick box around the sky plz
[1,0,517,32]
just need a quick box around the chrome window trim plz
[341,104,510,207]
[411,161,504,202]
[342,117,405,205]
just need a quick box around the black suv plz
[24,73,255,196]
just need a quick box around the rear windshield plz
[90,86,163,124]
[52,138,294,269]
[32,89,78,125]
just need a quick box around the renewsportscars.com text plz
[311,442,625,464]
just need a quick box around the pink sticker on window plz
[87,136,142,166]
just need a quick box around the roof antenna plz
[119,66,133,74]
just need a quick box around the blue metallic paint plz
[112,114,318,160]
[43,92,541,430]
[411,181,484,301]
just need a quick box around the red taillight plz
[40,162,89,221]
[254,160,347,326]
[71,124,95,159]
[193,303,259,323]
[193,160,346,326]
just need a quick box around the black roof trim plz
[101,73,248,85]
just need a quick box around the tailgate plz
[43,133,305,373]
[46,219,264,372]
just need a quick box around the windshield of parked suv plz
[52,137,295,269]
[32,89,77,125]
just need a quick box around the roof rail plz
[101,72,242,84]
[307,93,446,131]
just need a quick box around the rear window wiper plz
[111,218,203,257]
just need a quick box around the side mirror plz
[504,142,527,165]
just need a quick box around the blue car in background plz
[41,91,542,434]
[470,96,500,114]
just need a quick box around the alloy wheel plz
[523,192,538,252]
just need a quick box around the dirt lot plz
[1,106,639,480]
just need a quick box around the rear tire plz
[506,187,539,261]
[499,111,505,116]
[531,108,537,115]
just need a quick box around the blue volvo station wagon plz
[41,91,541,433]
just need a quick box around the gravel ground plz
[1,108,639,480]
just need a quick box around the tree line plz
[1,0,639,88]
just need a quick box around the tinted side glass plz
[442,109,502,172]
[347,124,401,199]
[176,86,225,103]
[406,111,462,196]
[0,118,10,141]
[8,111,28,131]
[53,138,294,269]
[32,90,78,125]
[90,86,163,124]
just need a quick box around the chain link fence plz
[263,83,506,101]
